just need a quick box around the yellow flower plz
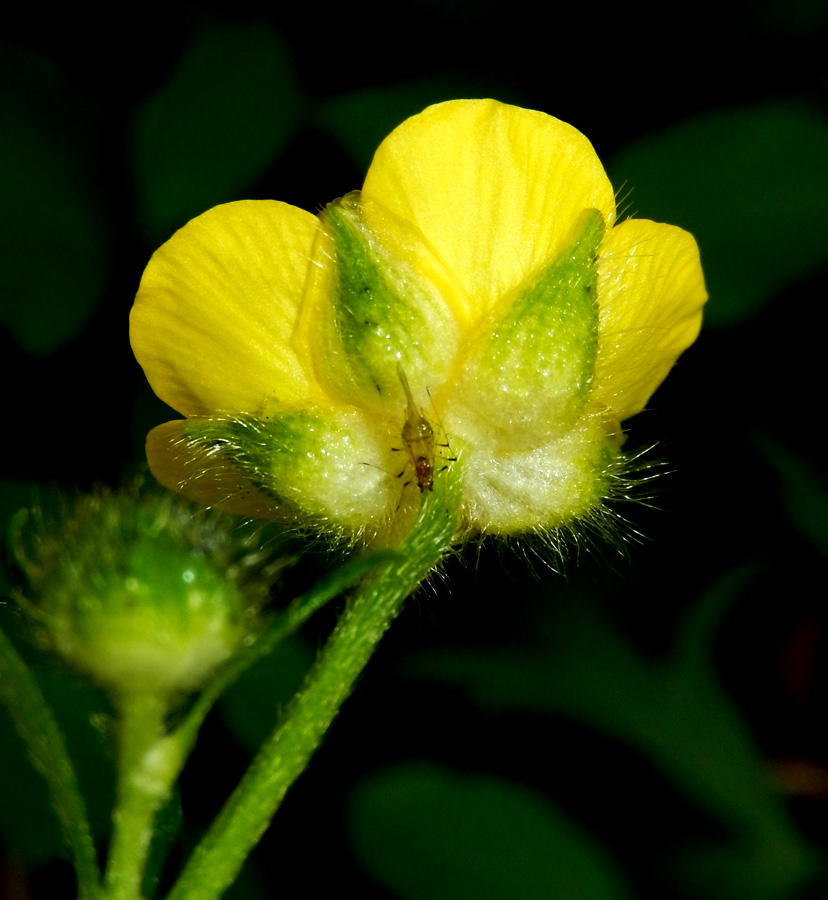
[130,99,706,539]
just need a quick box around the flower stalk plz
[103,693,179,900]
[165,469,462,900]
[0,622,101,900]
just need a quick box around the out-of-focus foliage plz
[400,567,815,900]
[349,763,633,900]
[131,22,301,243]
[0,45,110,355]
[0,652,114,864]
[759,437,828,562]
[609,103,828,329]
[219,635,314,754]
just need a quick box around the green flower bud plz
[9,482,285,698]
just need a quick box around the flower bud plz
[10,482,284,698]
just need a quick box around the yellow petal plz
[130,200,323,417]
[362,99,616,321]
[594,218,707,421]
[146,420,282,520]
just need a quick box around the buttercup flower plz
[131,99,706,539]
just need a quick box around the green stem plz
[165,481,460,900]
[172,548,400,764]
[103,693,180,900]
[0,620,101,900]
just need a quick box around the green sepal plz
[454,208,603,445]
[319,194,458,403]
[182,410,396,532]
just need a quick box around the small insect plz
[395,365,442,492]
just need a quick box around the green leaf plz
[34,662,116,852]
[131,21,301,242]
[0,617,101,897]
[220,635,313,754]
[407,572,817,899]
[0,44,110,355]
[349,762,631,900]
[609,102,828,328]
[0,699,63,864]
[757,435,828,560]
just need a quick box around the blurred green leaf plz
[0,616,111,887]
[0,697,64,863]
[0,44,110,355]
[0,478,38,596]
[349,762,631,900]
[758,435,828,560]
[224,859,269,900]
[752,0,828,35]
[219,634,313,754]
[34,663,115,844]
[407,569,816,899]
[132,21,301,242]
[609,102,828,328]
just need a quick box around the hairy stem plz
[166,480,460,900]
[104,693,179,900]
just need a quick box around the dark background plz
[2,2,828,898]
